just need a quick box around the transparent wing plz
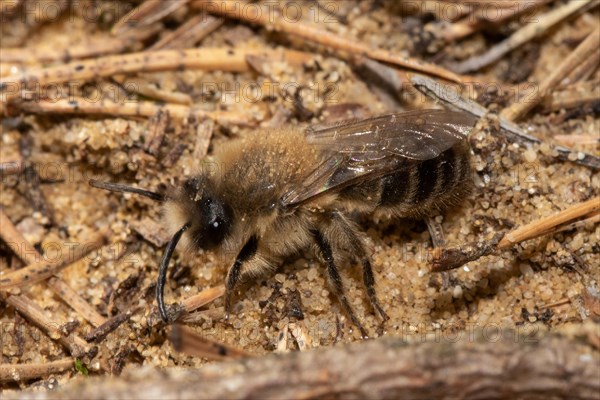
[281,110,476,207]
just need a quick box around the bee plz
[91,109,476,338]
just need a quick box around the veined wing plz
[281,110,476,207]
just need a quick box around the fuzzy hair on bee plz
[91,109,476,338]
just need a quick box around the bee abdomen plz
[379,143,471,216]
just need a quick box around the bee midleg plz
[312,229,369,339]
[319,212,389,322]
[224,235,259,319]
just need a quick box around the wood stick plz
[7,332,598,399]
[14,98,255,126]
[452,0,594,73]
[170,324,250,360]
[86,284,225,342]
[436,0,551,42]
[4,294,97,359]
[148,285,225,325]
[501,26,600,121]
[561,47,600,85]
[0,210,107,327]
[431,197,599,272]
[196,0,463,83]
[540,298,571,309]
[0,209,39,262]
[149,14,224,50]
[112,75,193,105]
[410,74,600,170]
[0,358,74,383]
[181,306,223,323]
[45,278,107,328]
[553,134,599,148]
[0,47,316,102]
[555,211,599,234]
[112,0,190,35]
[0,25,161,64]
[84,305,144,343]
[182,285,225,313]
[0,232,106,290]
[497,197,600,249]
[542,79,600,113]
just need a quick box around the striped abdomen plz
[377,142,472,218]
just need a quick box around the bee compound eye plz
[198,197,232,248]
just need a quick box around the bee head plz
[178,176,233,250]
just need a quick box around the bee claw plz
[379,308,390,322]
[359,328,369,340]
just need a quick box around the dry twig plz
[0,232,106,290]
[0,47,316,103]
[451,0,594,73]
[112,75,193,105]
[410,74,600,170]
[85,285,225,343]
[1,26,161,64]
[0,210,107,327]
[433,0,551,42]
[112,0,190,35]
[541,79,600,113]
[3,295,97,359]
[0,358,74,383]
[540,298,571,309]
[181,286,225,313]
[501,26,600,121]
[497,197,599,249]
[553,133,599,148]
[13,98,255,126]
[196,0,462,83]
[7,332,598,399]
[84,305,144,344]
[561,48,600,85]
[149,14,224,50]
[170,324,250,360]
[431,197,599,272]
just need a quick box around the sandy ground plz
[0,0,598,390]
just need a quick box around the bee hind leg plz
[312,230,369,339]
[361,258,390,322]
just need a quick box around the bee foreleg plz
[312,230,369,339]
[224,235,259,320]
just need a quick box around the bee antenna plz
[157,222,191,322]
[89,179,165,202]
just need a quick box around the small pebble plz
[519,264,534,276]
[523,149,537,163]
[452,285,463,299]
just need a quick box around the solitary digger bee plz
[92,109,476,338]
